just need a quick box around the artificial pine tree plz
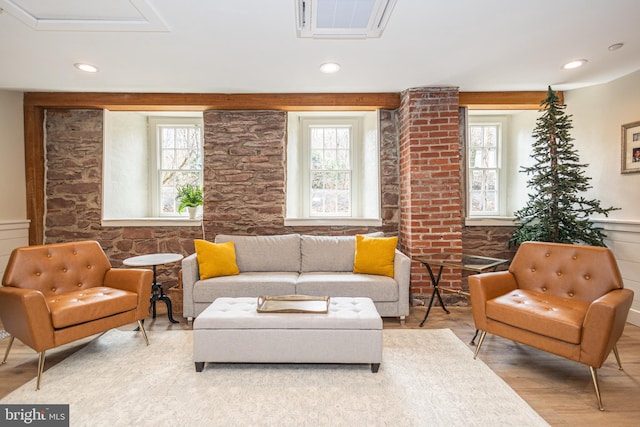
[509,86,617,247]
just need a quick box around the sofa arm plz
[104,268,153,320]
[581,288,634,368]
[0,286,55,352]
[469,271,518,330]
[394,250,411,317]
[181,253,200,318]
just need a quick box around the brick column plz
[398,87,462,297]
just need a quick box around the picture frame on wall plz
[621,120,640,174]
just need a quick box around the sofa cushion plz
[46,287,138,329]
[193,272,298,302]
[215,234,301,273]
[300,235,356,272]
[486,289,590,344]
[194,240,240,279]
[353,235,397,278]
[296,272,398,302]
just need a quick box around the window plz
[102,111,203,224]
[467,116,507,217]
[286,111,380,226]
[149,118,203,216]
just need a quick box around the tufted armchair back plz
[508,241,623,303]
[2,241,112,297]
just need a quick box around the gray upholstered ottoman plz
[193,296,382,372]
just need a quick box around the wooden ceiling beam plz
[25,90,561,111]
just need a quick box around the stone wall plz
[42,108,401,289]
[44,109,202,289]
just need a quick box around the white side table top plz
[123,253,184,267]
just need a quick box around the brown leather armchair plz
[0,241,152,389]
[470,241,634,411]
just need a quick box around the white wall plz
[565,70,640,326]
[0,90,29,277]
[103,111,149,218]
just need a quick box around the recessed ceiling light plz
[74,63,99,73]
[319,62,340,74]
[608,43,624,51]
[562,59,587,70]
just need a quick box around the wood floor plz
[1,304,639,427]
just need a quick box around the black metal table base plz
[149,264,179,323]
[150,282,179,323]
[419,263,449,327]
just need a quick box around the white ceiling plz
[1,0,640,94]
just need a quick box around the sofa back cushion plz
[509,241,624,303]
[300,235,356,272]
[214,234,301,272]
[300,233,384,272]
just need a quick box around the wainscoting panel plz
[596,219,640,327]
[0,220,29,280]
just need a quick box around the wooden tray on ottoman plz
[257,295,330,313]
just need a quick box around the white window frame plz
[285,111,381,226]
[148,117,204,217]
[466,116,508,220]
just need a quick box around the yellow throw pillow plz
[194,239,240,279]
[353,235,397,278]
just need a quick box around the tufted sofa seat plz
[0,241,153,389]
[470,241,634,410]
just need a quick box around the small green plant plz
[176,184,203,213]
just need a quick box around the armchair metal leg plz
[36,351,46,391]
[2,335,14,364]
[138,320,150,346]
[612,345,623,370]
[589,366,605,411]
[473,330,487,360]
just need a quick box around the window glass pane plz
[311,128,324,149]
[482,148,497,168]
[484,126,497,147]
[471,170,483,190]
[337,128,349,149]
[469,127,483,148]
[486,170,497,191]
[324,128,337,149]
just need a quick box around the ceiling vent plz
[0,0,168,32]
[296,0,397,39]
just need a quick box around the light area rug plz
[1,329,548,427]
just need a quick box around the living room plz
[1,1,639,426]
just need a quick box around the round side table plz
[123,253,184,324]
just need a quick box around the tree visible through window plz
[310,125,352,216]
[468,123,499,215]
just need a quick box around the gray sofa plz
[182,233,411,323]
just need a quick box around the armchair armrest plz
[580,288,634,368]
[103,268,153,320]
[181,253,199,318]
[469,271,518,329]
[0,286,55,352]
[394,250,411,317]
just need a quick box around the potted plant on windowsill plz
[176,184,203,219]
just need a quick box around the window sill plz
[284,218,382,227]
[102,218,202,227]
[465,217,516,227]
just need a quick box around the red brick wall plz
[398,87,463,295]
